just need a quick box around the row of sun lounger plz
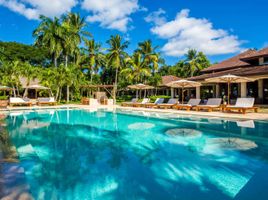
[9,97,57,107]
[122,98,258,114]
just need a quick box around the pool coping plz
[1,104,268,121]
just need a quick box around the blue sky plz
[0,0,267,65]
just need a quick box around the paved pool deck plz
[0,104,268,120]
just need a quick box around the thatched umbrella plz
[166,80,201,104]
[24,84,51,99]
[206,74,255,104]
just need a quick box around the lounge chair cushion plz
[227,98,255,108]
[10,97,28,103]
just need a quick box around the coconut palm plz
[183,49,210,77]
[121,52,151,84]
[33,16,64,67]
[84,39,106,83]
[106,35,129,103]
[137,40,160,74]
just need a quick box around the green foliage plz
[149,95,171,103]
[0,41,49,65]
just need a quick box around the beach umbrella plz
[24,84,51,99]
[128,84,154,98]
[166,80,201,104]
[205,74,255,105]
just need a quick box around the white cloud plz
[81,0,141,32]
[0,0,77,20]
[144,8,166,26]
[147,9,243,57]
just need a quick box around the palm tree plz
[84,39,106,83]
[183,49,210,77]
[137,40,160,74]
[33,15,63,67]
[121,52,151,84]
[60,13,89,102]
[106,35,129,103]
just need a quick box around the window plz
[264,57,268,65]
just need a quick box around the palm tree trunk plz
[113,67,118,104]
[53,54,57,67]
[65,55,70,103]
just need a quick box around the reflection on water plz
[2,109,268,200]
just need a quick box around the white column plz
[216,84,220,98]
[171,88,174,98]
[196,86,201,99]
[258,79,264,99]
[241,82,247,98]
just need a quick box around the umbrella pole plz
[228,82,230,105]
[182,87,184,104]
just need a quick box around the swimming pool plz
[2,108,268,199]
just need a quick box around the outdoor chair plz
[194,98,222,112]
[37,97,57,106]
[9,97,32,107]
[121,98,138,107]
[132,98,150,107]
[144,98,164,108]
[225,98,258,114]
[174,99,201,111]
[155,98,178,109]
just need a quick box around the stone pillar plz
[241,82,247,98]
[216,84,220,98]
[258,79,264,99]
[171,88,174,98]
[196,86,201,99]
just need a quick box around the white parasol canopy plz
[166,80,201,104]
[206,74,255,104]
[128,84,154,98]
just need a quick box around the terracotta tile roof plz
[189,65,268,81]
[161,75,181,85]
[241,47,268,60]
[201,49,256,73]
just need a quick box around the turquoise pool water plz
[3,108,268,199]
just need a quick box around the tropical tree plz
[137,40,160,74]
[33,15,64,67]
[106,35,128,103]
[183,49,210,77]
[84,39,106,83]
[121,52,151,84]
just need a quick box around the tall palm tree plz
[84,39,106,83]
[107,35,128,103]
[61,13,89,102]
[121,52,151,84]
[33,16,63,67]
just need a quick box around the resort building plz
[189,47,268,104]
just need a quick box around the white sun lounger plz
[132,98,150,107]
[195,98,222,112]
[225,98,258,114]
[9,97,32,107]
[156,98,178,109]
[144,98,164,108]
[37,97,57,106]
[174,99,201,111]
